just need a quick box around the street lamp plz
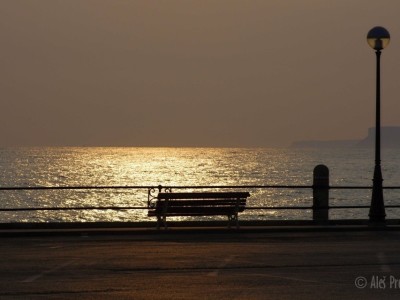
[367,26,390,224]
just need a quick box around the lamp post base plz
[369,165,386,225]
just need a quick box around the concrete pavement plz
[1,229,400,299]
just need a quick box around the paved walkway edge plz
[1,220,400,237]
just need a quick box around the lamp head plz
[367,26,390,50]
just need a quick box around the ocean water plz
[0,147,399,222]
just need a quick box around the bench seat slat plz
[153,207,246,213]
[157,192,250,200]
[148,207,244,217]
[149,212,235,217]
[152,206,245,214]
[156,200,246,207]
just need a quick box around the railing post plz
[313,165,329,223]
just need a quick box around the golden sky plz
[1,0,399,147]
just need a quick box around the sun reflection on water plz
[1,147,400,222]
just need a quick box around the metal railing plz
[1,165,400,222]
[0,185,400,215]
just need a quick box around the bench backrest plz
[157,192,250,200]
[155,192,249,212]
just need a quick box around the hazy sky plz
[1,0,400,147]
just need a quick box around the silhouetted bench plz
[148,192,250,229]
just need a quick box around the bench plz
[148,192,250,229]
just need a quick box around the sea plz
[1,147,400,223]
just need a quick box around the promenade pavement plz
[1,227,400,299]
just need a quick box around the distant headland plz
[291,126,400,148]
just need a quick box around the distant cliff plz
[292,127,400,148]
[357,127,400,148]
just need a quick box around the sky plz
[1,0,400,147]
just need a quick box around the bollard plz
[313,165,329,223]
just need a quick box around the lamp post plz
[367,26,390,224]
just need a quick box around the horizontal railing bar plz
[246,207,312,210]
[3,205,399,212]
[2,206,314,211]
[250,205,400,209]
[241,205,400,210]
[327,186,400,189]
[0,206,148,212]
[0,186,156,191]
[156,185,313,189]
[0,185,313,190]
[328,205,400,209]
[329,186,400,190]
[1,185,400,191]
[329,186,371,189]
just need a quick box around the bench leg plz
[162,215,168,230]
[228,214,239,229]
[156,215,168,230]
[155,215,168,230]
[156,215,161,230]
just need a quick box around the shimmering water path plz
[1,147,399,222]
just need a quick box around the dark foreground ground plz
[1,227,400,299]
